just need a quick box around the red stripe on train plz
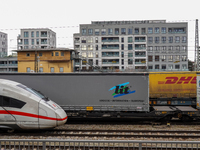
[0,110,68,121]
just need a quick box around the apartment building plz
[73,20,188,71]
[17,28,56,50]
[0,31,8,57]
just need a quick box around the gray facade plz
[73,20,188,71]
[0,57,17,72]
[17,28,56,50]
[0,31,8,57]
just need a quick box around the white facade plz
[17,28,56,50]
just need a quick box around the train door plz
[38,100,57,129]
[0,106,16,130]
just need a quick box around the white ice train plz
[0,79,67,130]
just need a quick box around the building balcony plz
[135,55,146,57]
[41,34,47,37]
[41,42,47,44]
[135,47,146,50]
[102,54,119,57]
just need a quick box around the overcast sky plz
[0,0,199,61]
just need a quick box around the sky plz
[0,0,199,61]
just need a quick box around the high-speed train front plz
[0,79,67,130]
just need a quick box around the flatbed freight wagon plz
[0,72,199,121]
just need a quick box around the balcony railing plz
[135,40,146,42]
[41,42,47,44]
[102,62,119,64]
[0,64,18,66]
[102,54,119,57]
[102,47,119,50]
[135,47,146,50]
[102,39,119,42]
[41,34,47,37]
[168,31,186,34]
[135,55,146,57]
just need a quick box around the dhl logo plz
[158,76,196,84]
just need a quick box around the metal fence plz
[0,139,200,150]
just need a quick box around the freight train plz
[0,79,67,131]
[0,72,199,121]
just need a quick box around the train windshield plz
[17,84,50,101]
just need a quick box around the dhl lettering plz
[158,76,196,84]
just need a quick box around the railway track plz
[1,129,200,139]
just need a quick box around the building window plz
[39,67,43,72]
[39,53,42,56]
[161,55,166,61]
[88,29,93,35]
[148,28,153,34]
[168,64,173,69]
[121,52,124,57]
[88,38,93,43]
[31,39,34,45]
[36,39,39,45]
[155,65,159,69]
[148,46,153,52]
[88,45,93,50]
[128,28,132,34]
[182,36,187,43]
[128,59,133,64]
[52,52,54,56]
[148,37,153,43]
[175,36,180,43]
[26,53,30,57]
[128,52,133,57]
[162,27,166,33]
[175,65,180,69]
[24,32,29,37]
[115,28,119,35]
[96,45,98,50]
[55,52,59,56]
[61,52,64,56]
[155,27,159,33]
[182,55,187,61]
[128,44,133,50]
[175,55,180,61]
[121,28,126,34]
[182,64,187,69]
[36,31,39,37]
[95,29,99,35]
[31,31,34,37]
[121,44,124,50]
[169,37,173,43]
[27,67,30,72]
[134,28,139,34]
[95,37,98,43]
[162,65,166,69]
[155,37,159,43]
[128,37,133,43]
[81,37,86,43]
[142,28,146,34]
[182,46,186,52]
[50,67,54,73]
[148,56,153,62]
[60,67,63,73]
[121,37,124,43]
[82,29,86,35]
[148,66,153,69]
[24,39,29,45]
[108,28,113,35]
[96,60,98,65]
[88,52,93,58]
[81,45,86,50]
[161,37,166,43]
[168,55,173,62]
[101,29,106,35]
[155,56,159,61]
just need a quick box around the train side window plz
[3,97,10,106]
[9,98,26,108]
[1,96,26,109]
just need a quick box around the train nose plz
[55,109,68,126]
